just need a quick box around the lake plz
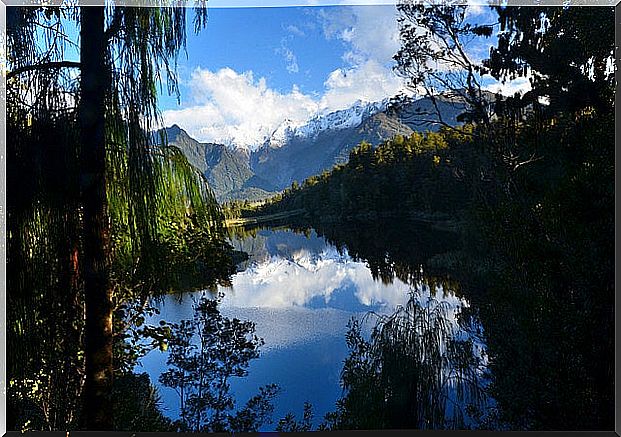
[138,225,485,430]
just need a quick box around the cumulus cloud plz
[466,3,486,18]
[163,6,408,148]
[319,6,400,66]
[162,68,318,147]
[315,5,402,71]
[162,61,405,147]
[319,59,403,111]
[315,5,406,108]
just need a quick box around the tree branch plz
[7,60,81,80]
[104,9,124,41]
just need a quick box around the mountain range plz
[162,95,469,202]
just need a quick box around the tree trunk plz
[79,6,113,430]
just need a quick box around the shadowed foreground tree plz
[394,3,615,430]
[486,5,614,116]
[393,1,495,129]
[6,3,234,431]
[79,6,111,426]
[473,5,615,430]
[276,401,314,432]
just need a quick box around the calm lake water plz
[138,226,482,430]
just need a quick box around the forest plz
[6,2,616,433]
[243,4,616,430]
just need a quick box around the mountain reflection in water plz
[139,227,482,430]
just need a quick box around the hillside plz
[163,95,468,201]
[163,125,275,201]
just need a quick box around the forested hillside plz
[256,128,473,223]
[249,4,615,430]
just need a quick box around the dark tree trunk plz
[79,6,113,430]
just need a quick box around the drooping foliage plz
[325,290,486,430]
[7,112,85,430]
[111,372,175,431]
[6,4,234,431]
[7,10,86,419]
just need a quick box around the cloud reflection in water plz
[143,228,475,429]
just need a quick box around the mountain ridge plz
[162,95,469,201]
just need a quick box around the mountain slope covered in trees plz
[246,4,615,427]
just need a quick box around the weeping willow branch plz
[6,60,81,80]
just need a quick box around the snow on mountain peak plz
[266,118,305,149]
[261,99,389,150]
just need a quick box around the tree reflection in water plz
[159,293,279,432]
[325,286,487,430]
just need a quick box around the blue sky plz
[158,4,530,149]
[39,4,527,149]
[160,7,350,107]
[160,5,409,147]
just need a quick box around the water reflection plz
[225,246,411,312]
[328,291,488,430]
[141,226,483,430]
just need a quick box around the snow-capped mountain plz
[262,99,389,150]
[265,118,302,149]
[164,95,467,201]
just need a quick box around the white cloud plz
[162,61,405,147]
[319,59,404,111]
[162,68,318,148]
[484,75,532,97]
[276,39,300,74]
[466,3,486,18]
[318,5,400,66]
[216,246,464,315]
[163,6,408,148]
[285,24,305,37]
[313,6,406,109]
[345,6,401,65]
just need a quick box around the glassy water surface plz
[138,227,479,429]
